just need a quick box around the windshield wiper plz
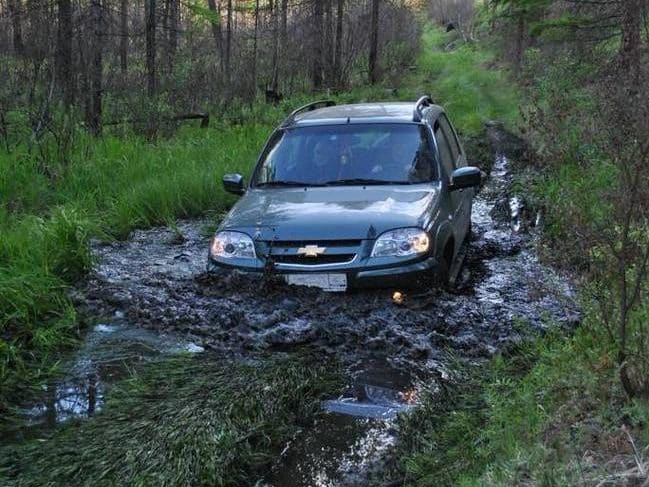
[323,178,404,186]
[256,180,323,188]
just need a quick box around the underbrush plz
[398,315,649,486]
[0,354,341,486]
[396,21,648,487]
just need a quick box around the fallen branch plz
[105,112,210,128]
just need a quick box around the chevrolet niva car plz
[207,97,481,291]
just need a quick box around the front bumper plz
[207,254,440,290]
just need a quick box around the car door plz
[433,120,462,231]
[437,115,471,239]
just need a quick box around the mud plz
[9,126,580,485]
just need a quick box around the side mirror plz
[223,173,246,195]
[450,166,481,191]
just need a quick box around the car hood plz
[219,185,441,241]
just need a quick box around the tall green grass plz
[0,355,341,486]
[414,27,520,134]
[0,121,270,411]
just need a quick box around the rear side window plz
[434,123,455,178]
[438,115,462,164]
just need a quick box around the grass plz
[0,121,270,413]
[398,315,649,486]
[0,354,341,486]
[413,27,521,135]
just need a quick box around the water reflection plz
[7,323,204,436]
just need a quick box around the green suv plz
[207,97,481,291]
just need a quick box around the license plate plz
[285,273,348,292]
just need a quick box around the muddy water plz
[7,129,579,484]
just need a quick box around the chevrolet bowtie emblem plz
[297,245,327,257]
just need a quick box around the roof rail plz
[413,95,434,122]
[280,100,336,127]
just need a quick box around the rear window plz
[253,124,437,186]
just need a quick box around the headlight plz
[371,228,430,258]
[210,231,256,259]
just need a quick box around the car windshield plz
[253,124,436,187]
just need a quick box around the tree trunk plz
[168,0,178,71]
[120,0,128,73]
[513,13,525,72]
[57,0,74,105]
[252,0,259,98]
[312,0,324,90]
[89,0,103,135]
[8,0,24,56]
[280,0,288,49]
[620,0,641,85]
[225,0,232,86]
[206,0,223,68]
[270,0,280,92]
[145,0,157,97]
[368,0,379,84]
[324,0,334,85]
[334,0,344,87]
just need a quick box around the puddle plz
[4,128,580,483]
[4,323,203,440]
[263,358,417,487]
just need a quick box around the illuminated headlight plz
[371,228,430,258]
[210,231,256,259]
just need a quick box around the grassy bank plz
[0,122,269,412]
[398,322,649,486]
[0,354,340,485]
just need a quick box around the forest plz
[0,0,648,485]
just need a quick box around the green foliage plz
[414,27,521,134]
[0,120,271,410]
[0,355,341,486]
[398,320,649,486]
[186,1,221,26]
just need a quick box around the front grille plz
[272,254,356,266]
[270,240,362,249]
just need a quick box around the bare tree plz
[312,0,324,89]
[7,0,24,56]
[145,0,157,97]
[368,0,380,84]
[225,0,232,87]
[168,0,178,71]
[206,0,223,69]
[120,0,128,73]
[334,0,344,86]
[88,0,103,135]
[57,0,73,105]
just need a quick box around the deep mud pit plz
[8,128,580,485]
